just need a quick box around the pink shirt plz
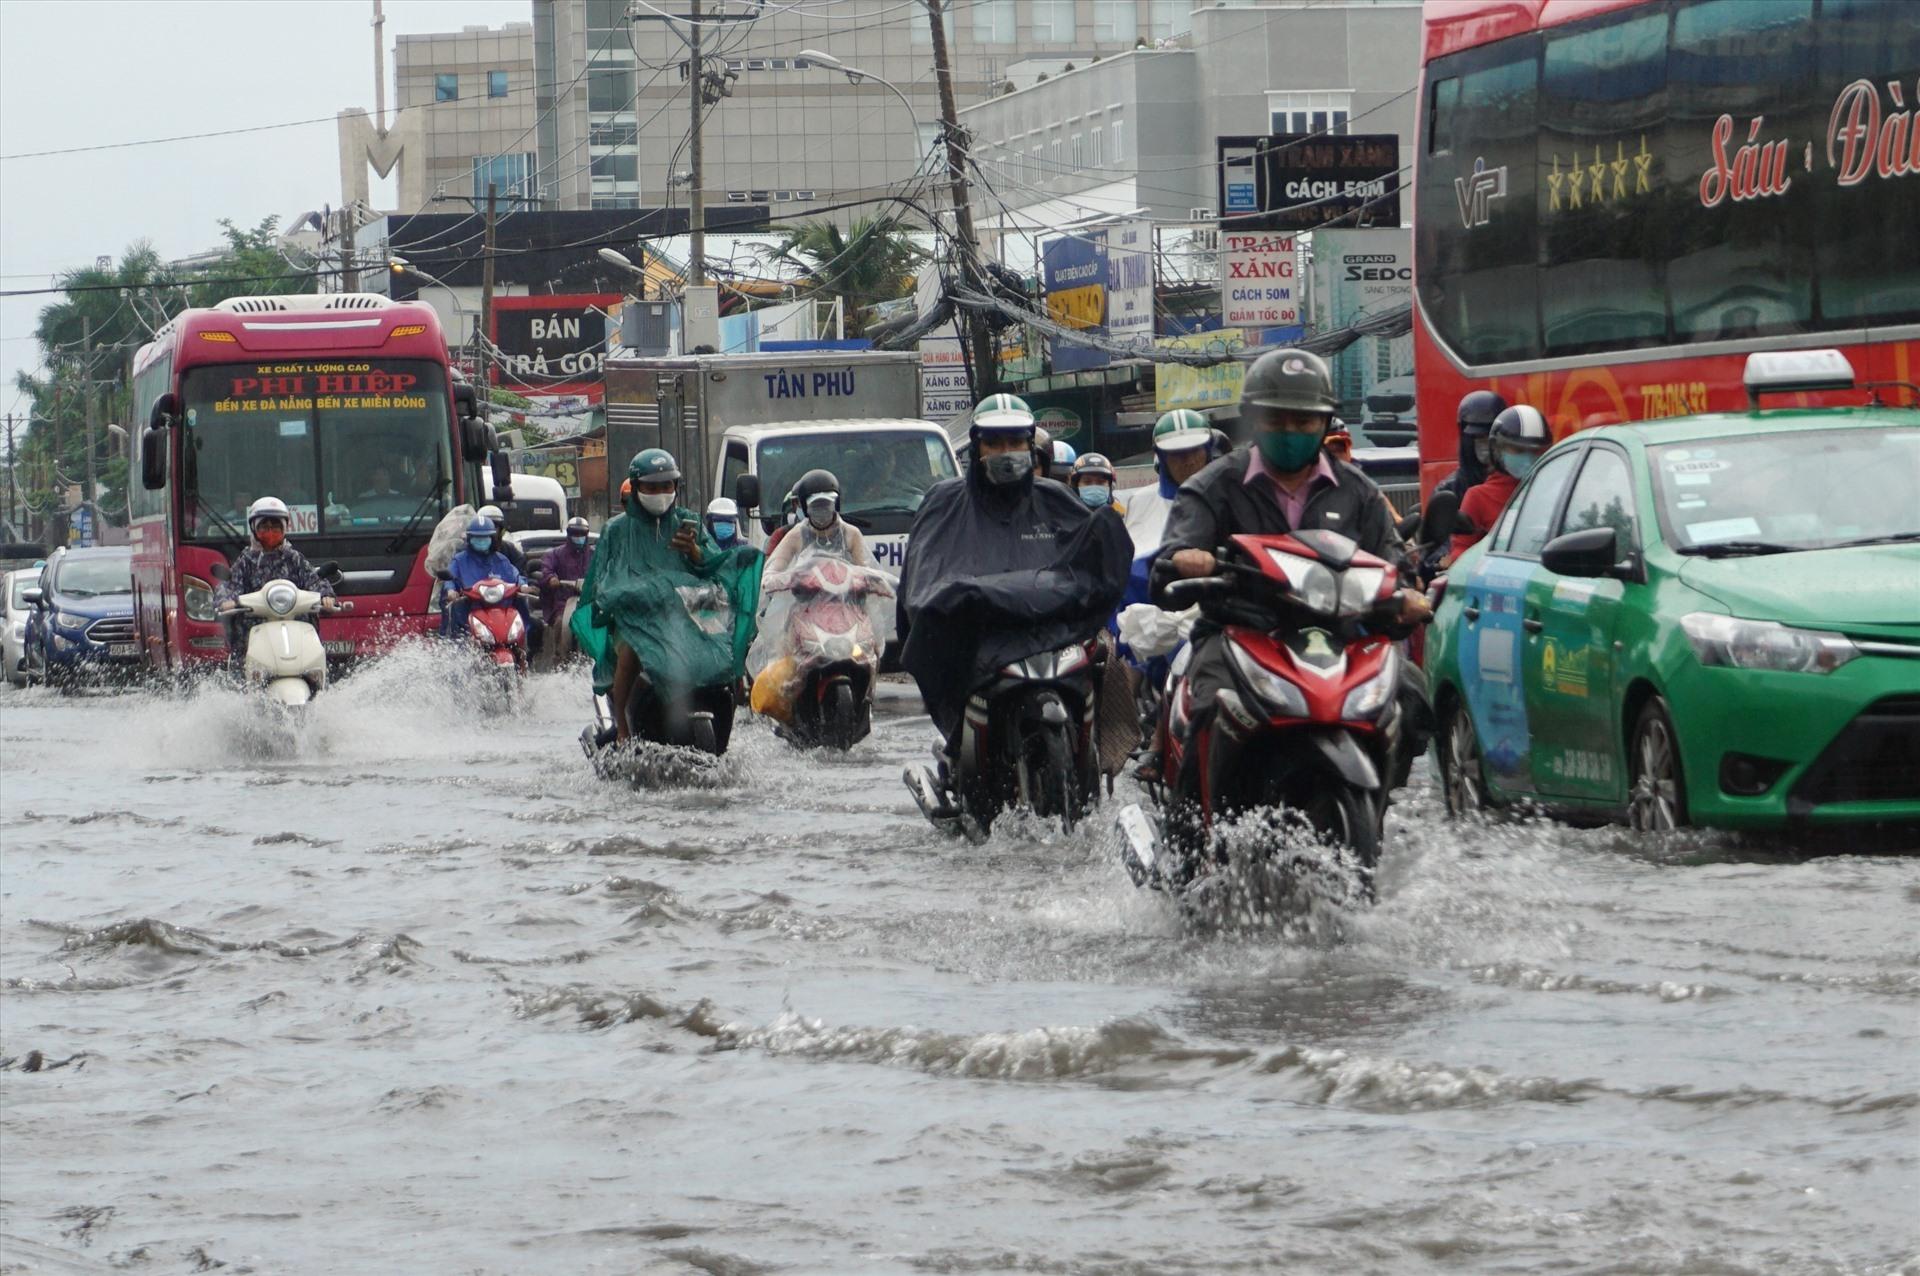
[1245,448,1337,528]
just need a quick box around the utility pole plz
[687,0,706,286]
[3,413,15,532]
[924,0,995,396]
[81,317,99,540]
[478,182,499,410]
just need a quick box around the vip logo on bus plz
[1454,157,1508,228]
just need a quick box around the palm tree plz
[762,216,927,337]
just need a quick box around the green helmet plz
[1153,409,1213,455]
[972,392,1035,433]
[1241,349,1337,417]
[628,447,680,483]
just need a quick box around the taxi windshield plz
[1650,425,1920,553]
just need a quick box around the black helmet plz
[1241,349,1337,417]
[794,468,841,526]
[1457,389,1508,436]
[1490,404,1553,463]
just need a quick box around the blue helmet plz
[466,515,497,543]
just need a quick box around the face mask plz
[981,450,1034,486]
[1077,484,1111,508]
[255,527,284,551]
[709,521,735,542]
[637,491,675,517]
[1257,428,1324,473]
[806,499,836,531]
[1500,451,1538,480]
[568,533,588,546]
[1472,438,1493,467]
[470,537,493,554]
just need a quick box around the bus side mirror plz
[140,428,167,490]
[452,383,478,420]
[461,417,492,462]
[733,473,761,512]
[490,451,514,503]
[148,393,178,433]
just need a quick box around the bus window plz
[1814,0,1920,327]
[1426,76,1457,155]
[1667,0,1817,342]
[1415,38,1541,364]
[1539,8,1669,356]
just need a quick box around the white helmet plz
[478,504,505,523]
[705,497,739,519]
[246,496,291,530]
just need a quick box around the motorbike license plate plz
[107,643,137,658]
[323,639,356,657]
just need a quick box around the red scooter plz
[778,557,892,750]
[1117,529,1419,902]
[458,577,532,693]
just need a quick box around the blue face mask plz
[1077,484,1111,508]
[710,520,737,542]
[568,533,587,547]
[471,537,493,554]
[1500,452,1538,480]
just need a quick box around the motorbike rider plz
[898,393,1132,770]
[1152,349,1432,784]
[442,515,529,640]
[476,505,528,574]
[1449,404,1552,561]
[705,498,745,550]
[1032,425,1055,481]
[1123,410,1219,555]
[764,469,876,575]
[1052,438,1078,477]
[1435,390,1508,503]
[1069,452,1124,514]
[216,496,340,667]
[536,516,594,630]
[575,449,761,746]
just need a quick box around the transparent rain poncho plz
[747,531,897,723]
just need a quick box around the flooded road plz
[3,653,1916,1274]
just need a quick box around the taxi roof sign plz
[1743,349,1855,406]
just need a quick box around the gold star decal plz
[1589,146,1608,204]
[1611,141,1629,200]
[1548,154,1564,212]
[1633,134,1652,195]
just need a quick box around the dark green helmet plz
[628,448,680,483]
[1241,349,1337,417]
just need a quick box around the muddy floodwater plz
[3,651,1916,1274]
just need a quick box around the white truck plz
[603,350,957,570]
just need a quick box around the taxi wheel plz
[1628,697,1689,833]
[1439,702,1489,817]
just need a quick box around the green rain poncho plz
[572,498,763,697]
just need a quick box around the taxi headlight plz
[1681,613,1858,674]
[1227,641,1307,717]
[264,582,299,616]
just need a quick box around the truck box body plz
[603,350,926,513]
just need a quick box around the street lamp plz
[796,49,925,153]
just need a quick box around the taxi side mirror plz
[1541,526,1622,579]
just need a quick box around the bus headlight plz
[183,575,218,622]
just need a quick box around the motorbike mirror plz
[1395,510,1422,541]
[208,562,230,583]
[733,472,762,512]
[1160,575,1233,608]
[314,560,343,584]
[1421,489,1460,545]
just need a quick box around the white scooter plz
[223,574,350,706]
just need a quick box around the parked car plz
[23,546,139,688]
[4,565,43,687]
[1425,374,1919,833]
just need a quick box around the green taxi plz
[1425,390,1920,832]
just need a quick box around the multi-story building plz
[533,0,1176,215]
[391,22,540,212]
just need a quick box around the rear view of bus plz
[128,296,491,672]
[1413,0,1920,492]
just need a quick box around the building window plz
[1032,0,1075,42]
[474,153,536,205]
[488,70,509,98]
[1267,91,1351,136]
[590,122,638,147]
[593,196,640,210]
[1094,0,1136,43]
[1149,1,1190,39]
[1111,115,1125,162]
[436,73,459,102]
[1070,133,1084,169]
[591,153,639,182]
[1089,126,1103,168]
[974,0,1016,43]
[588,66,634,112]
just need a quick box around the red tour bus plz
[1413,0,1919,492]
[129,295,494,672]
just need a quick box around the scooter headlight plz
[507,614,525,643]
[1227,641,1307,717]
[479,582,507,605]
[1340,647,1398,720]
[264,581,298,616]
[823,634,854,661]
[1338,565,1388,616]
[469,615,492,641]
[1267,549,1338,615]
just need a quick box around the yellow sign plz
[1541,638,1589,698]
[1155,329,1248,414]
[1047,284,1105,333]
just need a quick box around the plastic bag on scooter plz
[1116,602,1198,659]
[425,505,478,578]
[747,539,897,724]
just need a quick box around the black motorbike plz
[905,638,1103,838]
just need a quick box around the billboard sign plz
[491,294,622,400]
[1105,220,1155,354]
[1221,233,1299,327]
[1217,134,1402,231]
[1042,232,1109,373]
[1308,227,1414,416]
[915,264,971,421]
[1155,330,1248,414]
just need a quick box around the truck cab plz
[717,419,958,571]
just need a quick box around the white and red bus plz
[1414,0,1919,491]
[128,295,494,672]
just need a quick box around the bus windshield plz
[178,358,454,540]
[755,431,956,518]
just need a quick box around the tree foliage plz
[762,216,926,338]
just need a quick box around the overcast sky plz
[0,0,531,419]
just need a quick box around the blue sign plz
[1042,233,1110,374]
[1226,180,1257,212]
[69,506,95,548]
